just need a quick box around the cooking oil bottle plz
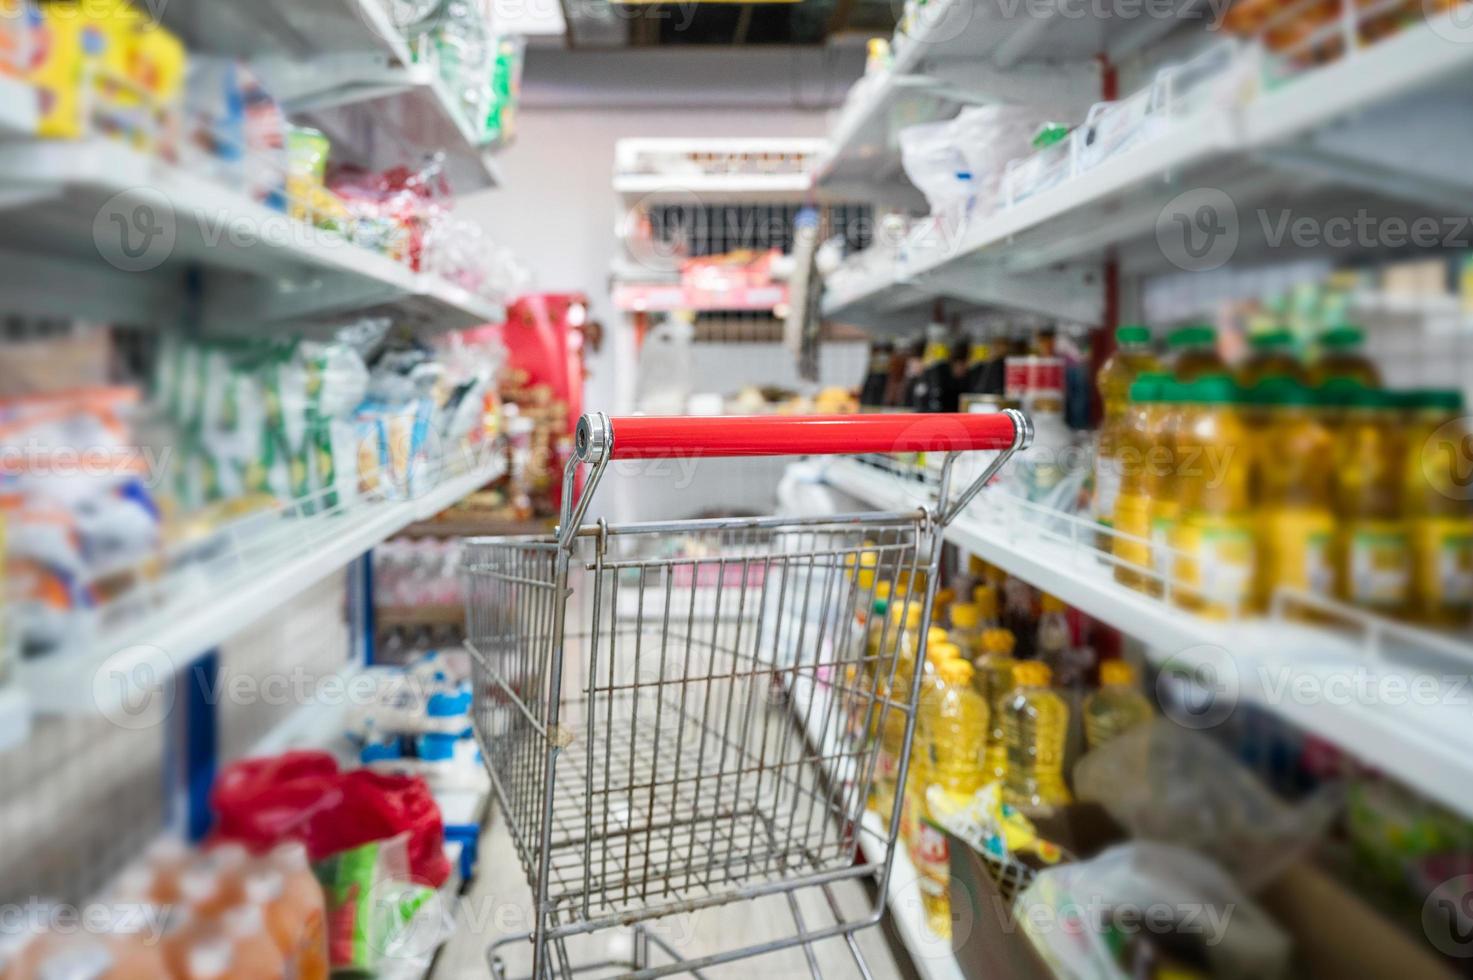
[1002,661,1071,810]
[974,628,1018,783]
[868,602,924,815]
[1171,376,1256,618]
[1036,594,1070,678]
[1404,390,1473,626]
[1311,325,1380,387]
[1148,379,1187,594]
[1093,325,1161,546]
[1083,660,1153,750]
[1333,387,1410,615]
[1236,323,1304,388]
[948,603,985,661]
[911,655,986,940]
[1252,379,1336,611]
[1167,324,1226,381]
[1111,373,1165,590]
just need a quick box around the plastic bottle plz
[1035,594,1070,678]
[1333,387,1410,614]
[1002,661,1072,810]
[911,657,987,940]
[1171,377,1256,618]
[898,641,963,853]
[1147,379,1187,594]
[1111,373,1165,590]
[911,323,958,413]
[1404,390,1473,626]
[947,603,984,661]
[974,629,1018,784]
[1093,325,1160,543]
[1237,323,1304,389]
[860,342,893,408]
[971,583,1000,628]
[1311,324,1380,387]
[270,843,329,980]
[220,905,285,980]
[1251,379,1337,611]
[1083,661,1153,750]
[1166,324,1226,381]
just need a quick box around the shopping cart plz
[464,411,1031,979]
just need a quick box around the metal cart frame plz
[465,411,1030,979]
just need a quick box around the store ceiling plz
[559,0,898,48]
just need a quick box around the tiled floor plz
[430,803,903,980]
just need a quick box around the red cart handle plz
[575,411,1030,462]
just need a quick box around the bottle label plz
[1415,518,1473,610]
[912,818,951,889]
[1111,493,1152,567]
[1261,508,1335,597]
[1348,524,1411,607]
[1093,460,1123,524]
[1174,521,1254,608]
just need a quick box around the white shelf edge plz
[821,457,1473,820]
[19,457,505,718]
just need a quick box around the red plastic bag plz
[211,751,451,888]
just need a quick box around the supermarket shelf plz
[820,457,1473,820]
[611,280,789,313]
[613,172,815,203]
[0,686,30,753]
[0,140,504,331]
[401,516,552,538]
[784,675,963,980]
[823,16,1473,327]
[19,456,505,718]
[161,0,504,193]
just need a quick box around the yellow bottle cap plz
[890,604,923,629]
[928,641,961,664]
[983,628,1017,656]
[1100,660,1136,687]
[971,585,998,618]
[873,581,893,601]
[950,603,981,628]
[1013,661,1052,687]
[933,587,956,611]
[1041,594,1067,614]
[939,658,975,686]
[927,626,951,647]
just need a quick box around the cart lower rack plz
[464,411,1030,979]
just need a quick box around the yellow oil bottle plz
[1333,387,1410,615]
[1171,376,1256,618]
[948,603,985,661]
[1093,326,1161,546]
[1404,390,1473,626]
[1251,379,1337,612]
[1236,324,1305,389]
[1002,661,1072,811]
[910,656,986,940]
[1083,661,1153,750]
[1111,373,1165,590]
[973,629,1018,784]
[1167,324,1226,381]
[1310,325,1380,388]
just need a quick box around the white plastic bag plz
[1016,842,1291,980]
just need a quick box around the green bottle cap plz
[1248,327,1295,350]
[1115,325,1152,346]
[1168,324,1217,349]
[1319,325,1365,349]
[1414,389,1466,413]
[1129,372,1168,402]
[1248,377,1314,408]
[1184,374,1239,405]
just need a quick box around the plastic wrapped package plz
[1002,128,1079,207]
[484,35,525,144]
[1016,842,1292,980]
[1076,88,1163,172]
[899,118,975,214]
[1152,38,1260,117]
[950,104,1059,215]
[1073,720,1338,891]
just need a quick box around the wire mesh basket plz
[465,411,1030,979]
